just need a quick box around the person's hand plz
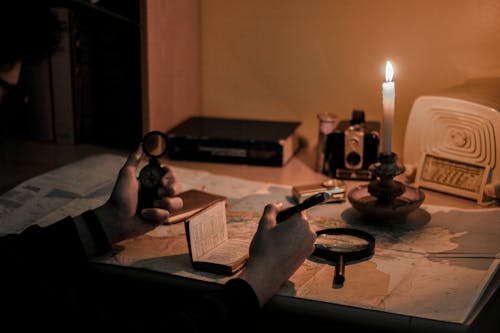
[93,144,183,244]
[239,202,317,306]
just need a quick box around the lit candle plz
[382,61,395,154]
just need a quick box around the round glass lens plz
[142,131,168,158]
[315,234,370,253]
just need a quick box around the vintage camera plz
[324,110,380,180]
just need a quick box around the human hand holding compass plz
[136,131,169,215]
[138,158,165,189]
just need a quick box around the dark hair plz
[0,0,63,69]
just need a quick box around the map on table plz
[0,153,498,324]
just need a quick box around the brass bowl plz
[347,184,425,222]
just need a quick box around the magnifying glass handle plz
[334,254,345,285]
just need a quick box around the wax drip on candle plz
[382,61,395,154]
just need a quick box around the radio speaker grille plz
[404,96,499,171]
[421,108,496,167]
[404,90,500,202]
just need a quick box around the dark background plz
[3,0,142,150]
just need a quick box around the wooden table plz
[1,147,497,332]
[104,149,499,333]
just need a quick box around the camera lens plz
[346,151,361,168]
[344,124,364,170]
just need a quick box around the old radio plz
[403,78,500,205]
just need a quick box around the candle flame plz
[385,61,394,82]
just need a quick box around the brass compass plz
[137,131,168,215]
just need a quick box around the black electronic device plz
[324,110,380,180]
[165,116,301,166]
[136,131,168,215]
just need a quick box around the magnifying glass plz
[313,228,375,287]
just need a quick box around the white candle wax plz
[382,61,395,154]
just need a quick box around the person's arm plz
[73,144,183,257]
[166,278,260,332]
[0,215,90,328]
[166,203,316,332]
[1,144,184,268]
[0,144,184,331]
[240,202,317,306]
[0,216,88,274]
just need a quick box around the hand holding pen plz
[276,188,341,223]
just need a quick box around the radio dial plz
[449,129,467,148]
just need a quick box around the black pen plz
[276,189,339,223]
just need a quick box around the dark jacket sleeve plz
[0,217,91,330]
[0,216,88,273]
[0,217,263,332]
[167,278,261,333]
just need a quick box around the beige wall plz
[141,0,200,134]
[200,0,500,159]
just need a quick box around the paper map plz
[0,153,498,325]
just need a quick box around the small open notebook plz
[184,200,250,275]
[166,189,227,224]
